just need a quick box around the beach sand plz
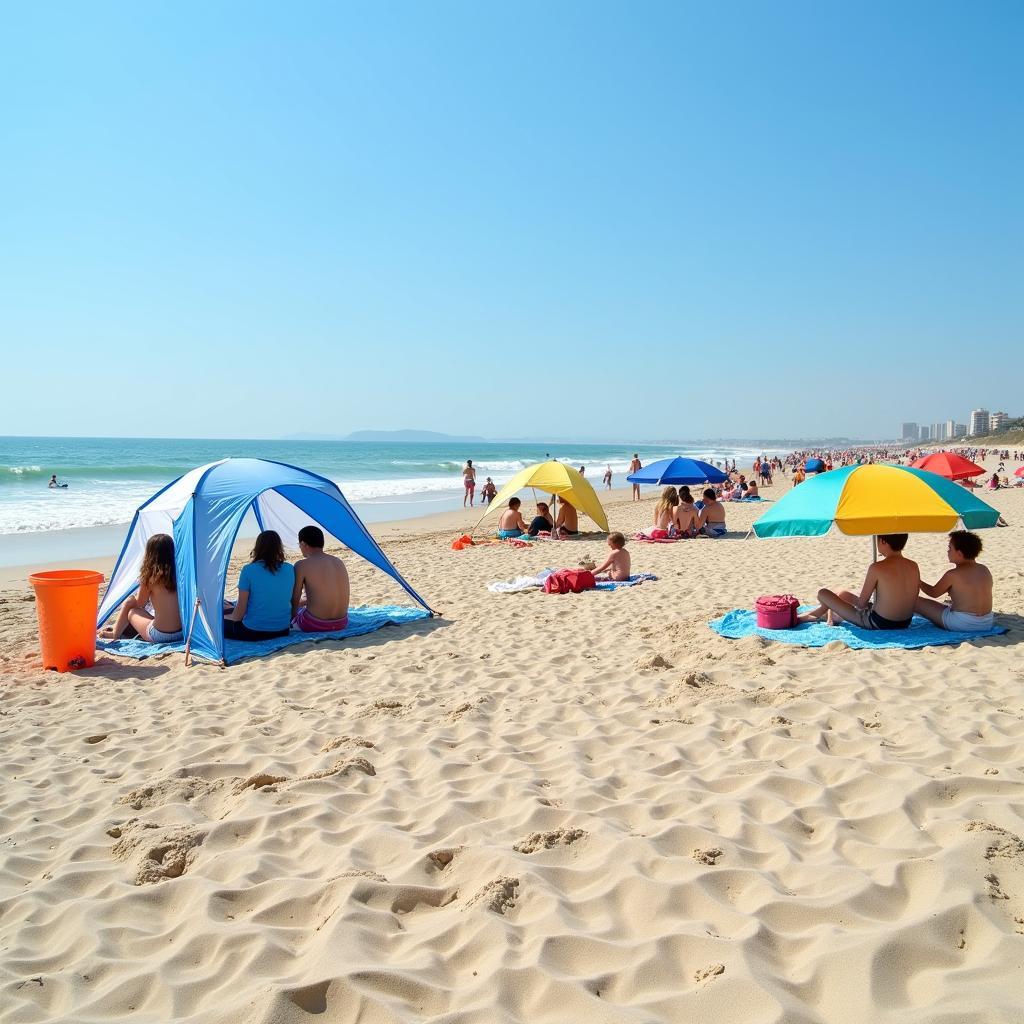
[2,471,1023,1023]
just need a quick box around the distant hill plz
[345,430,488,444]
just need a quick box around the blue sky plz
[2,1,1021,440]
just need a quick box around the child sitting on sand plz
[797,534,919,630]
[913,531,994,632]
[591,532,631,581]
[98,533,183,643]
[497,497,528,538]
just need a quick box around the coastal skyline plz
[3,2,1022,440]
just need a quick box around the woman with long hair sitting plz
[223,530,295,641]
[98,533,183,643]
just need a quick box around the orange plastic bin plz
[29,570,104,672]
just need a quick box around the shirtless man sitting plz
[914,531,994,632]
[797,534,919,630]
[291,525,350,632]
[696,489,727,537]
[497,498,528,538]
[554,498,579,536]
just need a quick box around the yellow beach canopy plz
[472,461,609,534]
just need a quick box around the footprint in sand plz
[692,847,724,865]
[513,828,587,853]
[109,819,206,885]
[466,877,519,914]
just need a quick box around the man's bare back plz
[293,551,350,620]
[869,556,921,621]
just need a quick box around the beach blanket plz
[594,573,658,590]
[97,606,432,665]
[634,532,687,544]
[488,569,556,593]
[708,608,1006,650]
[488,570,657,593]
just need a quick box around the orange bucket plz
[28,570,104,672]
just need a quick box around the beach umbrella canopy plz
[1015,466,1024,478]
[626,456,728,486]
[752,464,1000,538]
[473,461,609,532]
[804,458,826,473]
[910,451,985,481]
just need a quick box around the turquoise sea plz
[0,436,781,564]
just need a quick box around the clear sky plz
[2,1,1021,441]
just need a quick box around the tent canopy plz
[472,461,609,533]
[98,458,431,663]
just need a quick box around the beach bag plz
[755,594,799,629]
[451,534,474,550]
[543,569,596,594]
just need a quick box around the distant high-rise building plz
[955,423,967,438]
[990,411,1008,432]
[969,409,990,436]
[901,422,919,441]
[945,419,957,440]
[920,425,930,440]
[932,423,945,442]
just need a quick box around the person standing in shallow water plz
[462,459,476,507]
[629,453,642,501]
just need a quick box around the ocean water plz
[0,436,776,539]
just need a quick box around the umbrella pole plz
[552,493,558,537]
[872,536,878,563]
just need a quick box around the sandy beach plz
[2,470,1023,1023]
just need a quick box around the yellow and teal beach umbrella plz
[752,464,1000,539]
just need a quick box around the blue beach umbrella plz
[804,458,826,473]
[627,456,729,486]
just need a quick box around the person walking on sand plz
[603,465,612,490]
[629,453,642,501]
[913,531,994,632]
[462,460,477,507]
[797,534,919,630]
[292,526,350,632]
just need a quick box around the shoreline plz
[0,484,640,588]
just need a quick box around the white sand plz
[2,472,1023,1023]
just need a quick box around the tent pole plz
[184,597,201,667]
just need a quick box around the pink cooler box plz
[755,595,799,629]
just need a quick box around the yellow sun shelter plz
[472,461,610,534]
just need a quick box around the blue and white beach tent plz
[97,458,433,664]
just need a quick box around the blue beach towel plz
[595,573,658,591]
[97,605,432,665]
[708,608,1006,650]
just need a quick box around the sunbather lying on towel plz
[797,533,919,630]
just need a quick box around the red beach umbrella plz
[910,451,985,481]
[1015,466,1024,478]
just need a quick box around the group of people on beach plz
[647,486,728,538]
[98,526,351,646]
[497,496,578,539]
[799,530,994,633]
